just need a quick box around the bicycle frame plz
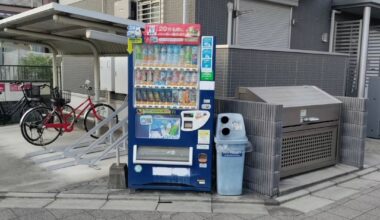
[44,96,102,132]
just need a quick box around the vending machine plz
[127,23,216,191]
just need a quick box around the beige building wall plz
[162,0,195,23]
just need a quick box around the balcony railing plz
[0,65,52,82]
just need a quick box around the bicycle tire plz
[84,103,119,139]
[20,101,47,119]
[20,106,62,146]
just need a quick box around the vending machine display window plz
[133,44,200,110]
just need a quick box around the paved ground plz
[1,170,380,219]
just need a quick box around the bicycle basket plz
[25,86,41,100]
[51,89,71,106]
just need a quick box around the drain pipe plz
[183,0,188,24]
[329,10,341,52]
[227,2,234,45]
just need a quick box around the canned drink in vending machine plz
[172,71,180,86]
[147,71,154,85]
[141,89,147,104]
[179,72,185,86]
[153,70,160,85]
[147,90,154,104]
[159,90,166,104]
[172,89,179,105]
[166,90,172,105]
[141,70,147,85]
[191,72,198,86]
[190,89,197,106]
[136,89,142,104]
[182,90,190,104]
[160,71,167,85]
[185,72,192,85]
[153,90,161,104]
[166,71,173,86]
[178,90,183,105]
[135,70,142,85]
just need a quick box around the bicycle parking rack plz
[24,98,129,170]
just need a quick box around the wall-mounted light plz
[321,33,329,43]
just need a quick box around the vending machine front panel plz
[128,24,215,191]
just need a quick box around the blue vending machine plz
[128,23,216,191]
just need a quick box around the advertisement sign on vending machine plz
[128,24,216,191]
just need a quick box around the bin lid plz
[237,86,342,108]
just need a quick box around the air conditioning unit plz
[114,0,137,20]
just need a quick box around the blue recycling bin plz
[215,113,250,196]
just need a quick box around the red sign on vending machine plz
[144,24,201,45]
[0,83,5,93]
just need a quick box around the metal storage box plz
[237,86,342,178]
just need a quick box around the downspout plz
[227,2,234,45]
[329,10,340,53]
[3,28,101,102]
[358,6,371,98]
[183,0,188,24]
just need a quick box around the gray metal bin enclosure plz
[237,86,342,178]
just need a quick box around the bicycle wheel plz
[84,103,118,139]
[20,106,62,146]
[62,104,76,126]
[20,101,47,119]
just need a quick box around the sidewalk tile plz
[0,209,16,220]
[17,210,56,220]
[0,198,53,208]
[339,178,379,190]
[62,213,95,220]
[356,167,378,177]
[282,196,334,213]
[56,193,108,200]
[361,172,380,182]
[353,213,379,220]
[342,199,376,212]
[157,201,211,213]
[332,174,359,185]
[326,205,363,219]
[128,211,162,220]
[160,194,211,202]
[312,186,359,201]
[275,190,309,203]
[46,199,105,210]
[170,213,211,220]
[307,212,348,220]
[5,192,57,199]
[367,188,380,198]
[367,207,380,217]
[86,209,127,219]
[48,209,84,219]
[354,194,380,207]
[101,200,157,211]
[306,181,336,193]
[212,203,268,215]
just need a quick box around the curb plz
[275,165,380,204]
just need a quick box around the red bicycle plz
[20,81,118,146]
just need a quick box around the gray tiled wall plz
[215,98,282,197]
[216,47,349,98]
[336,96,367,168]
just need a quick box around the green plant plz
[19,54,52,81]
[20,53,52,66]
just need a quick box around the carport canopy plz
[0,2,145,101]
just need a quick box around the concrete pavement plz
[0,170,380,219]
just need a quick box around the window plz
[137,0,162,24]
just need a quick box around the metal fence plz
[0,65,52,82]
